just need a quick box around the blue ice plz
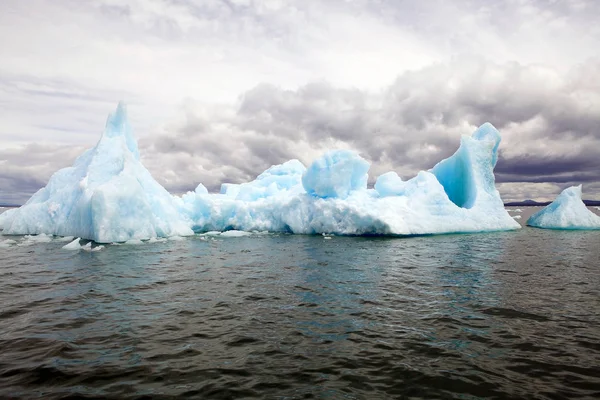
[527,185,600,230]
[0,103,522,242]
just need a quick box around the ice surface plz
[1,105,520,240]
[62,238,82,250]
[374,172,405,197]
[0,103,193,243]
[302,150,369,199]
[527,186,600,230]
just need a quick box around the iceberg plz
[180,122,520,235]
[1,104,520,241]
[0,103,193,243]
[526,186,600,230]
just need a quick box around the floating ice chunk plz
[0,239,17,248]
[512,215,521,220]
[124,239,144,245]
[57,236,75,242]
[169,235,185,241]
[148,237,167,243]
[23,233,53,243]
[1,103,193,242]
[527,186,600,230]
[302,150,369,199]
[82,243,104,251]
[375,172,405,197]
[220,230,253,237]
[62,238,81,250]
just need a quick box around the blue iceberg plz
[1,104,521,241]
[180,123,519,235]
[526,185,600,230]
[0,103,193,242]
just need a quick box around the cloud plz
[134,58,600,202]
[1,0,600,203]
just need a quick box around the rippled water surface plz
[1,209,600,399]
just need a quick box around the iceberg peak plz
[0,102,193,242]
[102,102,140,160]
[472,122,501,167]
[430,122,502,209]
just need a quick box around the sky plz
[1,0,599,204]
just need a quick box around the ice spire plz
[103,102,140,160]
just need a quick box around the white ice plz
[526,186,600,230]
[1,104,521,241]
[180,122,520,235]
[0,103,193,243]
[62,238,82,250]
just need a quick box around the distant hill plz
[504,199,600,207]
[0,204,20,208]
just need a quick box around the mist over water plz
[0,209,599,399]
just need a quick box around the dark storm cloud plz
[496,153,600,181]
[140,58,600,201]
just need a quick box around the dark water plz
[1,209,600,399]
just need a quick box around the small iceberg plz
[62,238,82,250]
[527,186,600,230]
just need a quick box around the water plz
[1,209,600,399]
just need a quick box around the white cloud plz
[1,0,600,203]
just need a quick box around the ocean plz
[0,207,599,399]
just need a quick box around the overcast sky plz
[1,0,599,204]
